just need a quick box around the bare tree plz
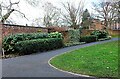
[31,17,43,27]
[25,0,40,7]
[108,2,119,29]
[61,1,84,29]
[0,0,29,24]
[43,2,61,27]
[93,0,119,30]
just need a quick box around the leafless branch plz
[43,2,61,27]
[14,10,28,20]
[0,0,29,24]
[7,0,20,12]
[61,1,84,28]
[92,1,118,29]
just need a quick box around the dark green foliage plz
[15,38,64,55]
[2,32,63,54]
[91,30,108,39]
[2,32,62,54]
[80,35,97,43]
[81,9,92,29]
[2,33,49,53]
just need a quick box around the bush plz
[48,32,63,38]
[2,32,64,54]
[68,29,80,43]
[98,36,112,41]
[80,35,97,43]
[14,38,64,55]
[90,30,108,39]
[2,33,49,53]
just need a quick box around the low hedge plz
[80,35,97,43]
[14,38,64,55]
[2,33,49,53]
[3,32,63,53]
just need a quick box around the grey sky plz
[2,0,98,26]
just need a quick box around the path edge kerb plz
[48,50,95,78]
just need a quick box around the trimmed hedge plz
[2,33,49,53]
[80,35,97,43]
[2,32,64,54]
[14,38,64,55]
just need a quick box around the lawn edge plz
[48,39,119,78]
[48,51,96,78]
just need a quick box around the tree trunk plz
[1,9,14,23]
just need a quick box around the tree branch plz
[14,10,28,20]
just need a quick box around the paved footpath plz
[2,38,119,78]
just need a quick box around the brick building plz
[89,19,120,30]
[89,19,104,30]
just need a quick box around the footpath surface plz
[2,38,119,78]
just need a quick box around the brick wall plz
[61,31,69,43]
[2,24,48,37]
[0,24,48,50]
[108,29,120,35]
[81,30,93,36]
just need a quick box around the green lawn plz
[111,35,120,38]
[50,41,119,78]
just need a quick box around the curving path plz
[2,38,119,78]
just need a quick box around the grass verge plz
[111,35,120,38]
[50,40,119,78]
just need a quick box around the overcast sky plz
[2,0,99,26]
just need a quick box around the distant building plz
[89,19,120,30]
[89,19,104,30]
[109,21,120,30]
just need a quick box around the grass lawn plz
[50,40,119,78]
[111,35,120,38]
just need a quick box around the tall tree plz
[118,1,120,23]
[31,17,43,27]
[81,9,92,29]
[107,1,119,29]
[43,2,61,27]
[61,1,85,29]
[0,0,29,24]
[93,0,119,30]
